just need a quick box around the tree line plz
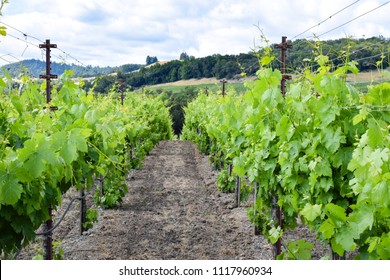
[0,59,142,78]
[2,36,389,94]
[91,36,390,94]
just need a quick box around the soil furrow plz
[58,140,270,259]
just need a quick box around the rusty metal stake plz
[269,36,292,259]
[80,189,87,234]
[234,175,241,208]
[39,39,58,103]
[275,36,292,96]
[221,79,227,97]
[43,208,53,260]
[39,39,58,260]
[275,204,282,256]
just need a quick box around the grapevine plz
[0,70,173,257]
[182,54,390,259]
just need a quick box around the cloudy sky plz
[0,0,389,67]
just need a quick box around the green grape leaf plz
[61,142,78,164]
[51,131,67,150]
[315,158,332,177]
[367,237,381,253]
[348,203,375,235]
[84,109,102,124]
[372,181,390,207]
[269,226,282,244]
[367,119,384,147]
[325,203,347,224]
[319,177,333,192]
[300,203,322,222]
[376,234,390,260]
[316,55,329,67]
[233,136,246,150]
[17,134,58,180]
[353,106,369,125]
[0,169,23,205]
[69,128,91,153]
[11,94,25,115]
[331,238,345,257]
[319,219,335,239]
[365,82,390,104]
[331,147,353,171]
[261,55,275,66]
[232,155,246,177]
[59,128,91,164]
[275,115,290,137]
[287,240,314,260]
[316,99,336,127]
[321,127,345,153]
[369,148,389,176]
[335,225,358,251]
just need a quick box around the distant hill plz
[0,59,143,78]
[89,36,390,94]
[2,36,389,92]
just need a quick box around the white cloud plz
[0,0,389,67]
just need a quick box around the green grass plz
[347,81,385,93]
[147,81,373,95]
[146,82,247,95]
[138,73,385,95]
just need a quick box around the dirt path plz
[16,140,333,260]
[50,140,271,260]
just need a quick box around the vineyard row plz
[181,51,390,260]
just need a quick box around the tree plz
[146,56,158,65]
[180,52,190,61]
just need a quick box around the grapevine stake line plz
[39,39,57,103]
[221,79,227,97]
[39,39,58,260]
[275,36,292,97]
[273,36,292,257]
